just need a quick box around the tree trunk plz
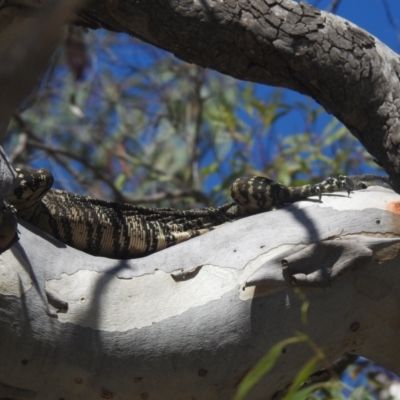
[1,188,400,399]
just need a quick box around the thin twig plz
[8,132,28,164]
[190,69,205,190]
[327,0,341,14]
[381,0,400,36]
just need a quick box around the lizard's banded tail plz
[230,175,356,215]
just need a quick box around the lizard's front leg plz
[5,167,54,220]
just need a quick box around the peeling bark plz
[1,189,400,399]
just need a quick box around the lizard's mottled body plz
[6,168,391,259]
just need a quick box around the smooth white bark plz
[1,187,400,399]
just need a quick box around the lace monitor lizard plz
[5,167,391,259]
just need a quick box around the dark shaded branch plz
[0,0,85,139]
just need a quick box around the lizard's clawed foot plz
[313,175,354,201]
[337,175,354,196]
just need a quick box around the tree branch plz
[75,1,400,188]
[1,188,400,399]
[0,0,85,139]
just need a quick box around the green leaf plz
[114,174,127,191]
[287,382,344,400]
[283,356,320,400]
[234,335,308,400]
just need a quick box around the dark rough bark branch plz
[75,0,400,189]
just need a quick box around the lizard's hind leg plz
[310,176,354,200]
